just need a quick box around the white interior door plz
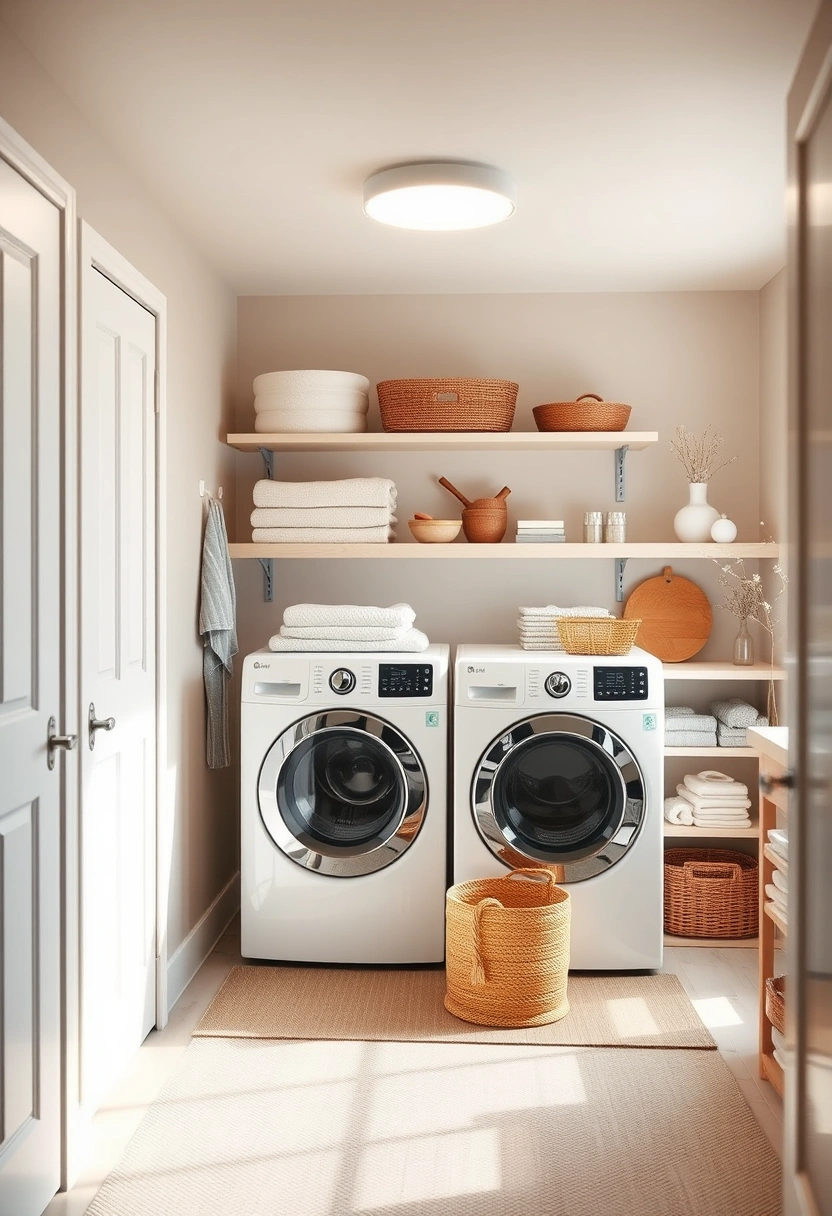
[0,157,63,1216]
[80,266,157,1115]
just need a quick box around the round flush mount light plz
[363,162,516,231]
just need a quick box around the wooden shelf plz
[664,746,758,757]
[764,901,788,936]
[227,430,660,453]
[761,1052,785,1096]
[664,933,758,948]
[662,662,785,681]
[663,820,759,838]
[229,541,780,561]
[763,845,788,873]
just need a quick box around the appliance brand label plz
[253,661,270,669]
[425,711,440,727]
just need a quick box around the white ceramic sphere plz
[711,514,738,543]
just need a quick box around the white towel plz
[520,640,569,651]
[664,797,694,826]
[676,786,752,812]
[253,477,397,510]
[772,869,788,895]
[251,506,395,529]
[717,733,752,748]
[666,712,718,733]
[279,624,410,641]
[665,707,696,717]
[711,698,765,728]
[284,603,416,629]
[686,808,753,821]
[772,1047,786,1069]
[766,883,788,911]
[268,627,429,653]
[767,829,789,859]
[772,1027,787,1055]
[683,771,749,798]
[199,499,238,770]
[693,816,752,828]
[252,525,395,543]
[665,731,718,748]
[519,605,611,619]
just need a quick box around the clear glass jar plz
[604,511,626,543]
[584,511,603,543]
[733,618,754,666]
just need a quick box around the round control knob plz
[329,668,356,695]
[545,671,571,699]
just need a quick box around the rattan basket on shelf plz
[533,392,632,433]
[556,617,641,656]
[664,848,759,939]
[376,378,518,432]
[765,974,786,1035]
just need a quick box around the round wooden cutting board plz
[623,566,712,661]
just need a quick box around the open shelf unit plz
[228,541,779,560]
[228,430,659,453]
[662,662,785,681]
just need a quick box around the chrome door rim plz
[259,710,428,876]
[472,713,646,882]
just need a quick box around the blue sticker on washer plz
[643,713,657,731]
[426,711,440,727]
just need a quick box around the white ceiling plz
[0,0,817,294]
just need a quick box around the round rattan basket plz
[533,393,632,433]
[445,868,571,1028]
[765,974,786,1035]
[556,617,641,656]
[664,848,759,939]
[377,378,518,432]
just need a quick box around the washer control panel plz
[379,663,433,698]
[593,666,649,700]
[544,671,572,699]
[329,668,356,695]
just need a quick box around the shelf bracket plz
[615,557,628,603]
[258,446,275,480]
[257,557,274,602]
[614,444,629,502]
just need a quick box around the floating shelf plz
[663,821,759,839]
[664,933,758,948]
[227,430,660,453]
[229,541,780,560]
[764,902,788,936]
[664,746,758,757]
[662,662,785,681]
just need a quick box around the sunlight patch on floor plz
[353,1128,501,1211]
[606,996,660,1038]
[691,996,744,1028]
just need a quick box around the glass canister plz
[604,511,626,543]
[584,511,603,543]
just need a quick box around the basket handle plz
[471,897,503,986]
[683,862,743,883]
[576,393,604,403]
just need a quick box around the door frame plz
[0,119,78,1190]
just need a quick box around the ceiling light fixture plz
[363,162,516,231]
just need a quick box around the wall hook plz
[199,481,223,499]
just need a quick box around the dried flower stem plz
[714,558,788,726]
[670,425,738,483]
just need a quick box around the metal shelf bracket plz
[257,557,274,602]
[615,557,628,603]
[615,444,629,502]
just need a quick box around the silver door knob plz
[89,703,116,749]
[47,716,78,770]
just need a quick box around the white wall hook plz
[200,481,223,499]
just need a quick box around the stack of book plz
[515,519,566,543]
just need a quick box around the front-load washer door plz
[259,710,427,876]
[473,713,645,882]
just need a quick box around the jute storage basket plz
[765,974,786,1035]
[533,392,632,432]
[664,848,758,939]
[556,617,641,656]
[377,378,518,432]
[445,868,571,1028]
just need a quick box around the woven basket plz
[664,848,759,939]
[445,868,571,1028]
[765,975,786,1035]
[556,617,641,656]
[377,378,518,432]
[533,393,632,433]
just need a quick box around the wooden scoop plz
[438,477,472,508]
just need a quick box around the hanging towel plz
[683,771,749,798]
[252,524,395,544]
[250,506,396,529]
[711,698,765,729]
[772,869,788,895]
[199,498,238,769]
[664,796,694,826]
[268,627,430,653]
[666,711,718,733]
[283,602,416,630]
[252,477,396,510]
[279,624,410,641]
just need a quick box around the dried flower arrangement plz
[715,556,788,725]
[670,425,738,483]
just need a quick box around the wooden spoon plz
[438,477,472,508]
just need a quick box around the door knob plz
[89,703,116,750]
[760,770,794,795]
[47,716,78,770]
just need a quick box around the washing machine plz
[454,644,664,970]
[241,644,449,964]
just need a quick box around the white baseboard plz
[166,871,240,1013]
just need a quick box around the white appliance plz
[241,645,449,964]
[454,644,665,970]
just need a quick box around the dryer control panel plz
[379,664,433,698]
[593,666,649,700]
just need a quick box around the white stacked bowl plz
[252,370,370,433]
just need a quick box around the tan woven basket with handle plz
[377,378,518,432]
[664,848,758,939]
[765,974,786,1035]
[556,617,641,656]
[533,392,632,432]
[445,868,571,1027]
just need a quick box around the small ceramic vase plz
[711,514,738,544]
[733,618,754,666]
[673,482,721,543]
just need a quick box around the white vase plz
[673,482,721,542]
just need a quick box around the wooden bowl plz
[408,518,462,544]
[533,395,632,433]
[462,508,508,543]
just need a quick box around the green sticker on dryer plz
[642,713,657,731]
[426,711,440,727]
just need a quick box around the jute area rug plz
[193,965,716,1050]
[86,1037,780,1216]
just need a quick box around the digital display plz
[593,666,649,701]
[379,664,433,698]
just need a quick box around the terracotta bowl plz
[408,519,462,544]
[461,508,508,543]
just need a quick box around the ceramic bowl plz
[253,369,370,395]
[254,389,370,414]
[254,410,368,434]
[408,519,462,544]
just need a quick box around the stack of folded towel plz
[711,698,769,747]
[765,830,789,926]
[517,605,611,651]
[772,1025,787,1070]
[665,706,717,748]
[673,770,752,829]
[251,478,397,543]
[268,602,429,652]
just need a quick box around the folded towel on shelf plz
[664,796,694,826]
[666,711,718,733]
[268,627,430,653]
[767,829,789,859]
[253,477,396,510]
[676,785,752,811]
[717,731,751,748]
[773,1047,786,1070]
[518,605,612,619]
[665,707,695,717]
[279,624,410,641]
[766,883,788,911]
[250,506,396,529]
[683,806,753,821]
[283,603,416,630]
[252,525,395,544]
[772,1027,787,1055]
[693,815,752,829]
[683,771,749,798]
[711,698,766,729]
[665,731,718,748]
[772,869,788,895]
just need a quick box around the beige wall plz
[759,268,788,673]
[236,291,764,669]
[0,21,238,966]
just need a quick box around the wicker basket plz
[377,378,518,432]
[533,393,632,433]
[664,848,759,939]
[445,868,571,1028]
[765,975,786,1035]
[556,617,641,656]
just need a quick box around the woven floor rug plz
[193,965,715,1049]
[86,1037,780,1216]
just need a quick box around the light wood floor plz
[44,922,782,1215]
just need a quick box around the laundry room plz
[0,2,829,1215]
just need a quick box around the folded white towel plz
[664,797,694,826]
[765,900,788,927]
[772,1047,786,1069]
[253,477,397,510]
[284,603,415,629]
[251,506,395,529]
[666,707,696,717]
[665,731,718,748]
[683,771,749,798]
[772,869,788,895]
[520,640,569,651]
[767,830,788,860]
[518,605,611,619]
[268,627,429,653]
[771,1027,787,1055]
[279,624,409,641]
[676,785,752,811]
[711,698,765,728]
[717,734,752,748]
[766,883,788,910]
[685,807,753,820]
[252,525,395,543]
[666,712,718,733]
[693,815,752,828]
